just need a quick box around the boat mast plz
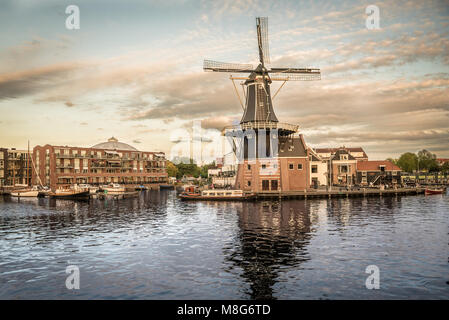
[27,140,30,186]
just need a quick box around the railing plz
[223,122,299,133]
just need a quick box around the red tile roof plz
[357,160,401,171]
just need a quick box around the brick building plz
[234,132,310,192]
[356,160,402,186]
[0,148,33,187]
[314,147,368,186]
[32,137,167,190]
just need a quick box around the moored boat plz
[11,186,40,198]
[49,185,90,200]
[101,183,126,195]
[425,188,445,195]
[179,189,255,201]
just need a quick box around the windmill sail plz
[203,60,253,73]
[256,17,270,65]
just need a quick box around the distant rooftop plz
[91,137,138,151]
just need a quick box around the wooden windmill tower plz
[204,17,321,192]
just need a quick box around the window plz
[247,164,251,170]
[261,164,266,169]
[247,180,251,187]
[262,180,270,191]
[298,164,303,170]
[271,180,278,190]
[289,163,294,170]
[311,165,317,173]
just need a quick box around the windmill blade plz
[203,60,253,73]
[270,72,321,81]
[256,17,270,65]
[269,68,321,81]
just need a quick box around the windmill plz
[204,17,321,137]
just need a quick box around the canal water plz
[0,190,448,299]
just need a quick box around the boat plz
[79,184,99,195]
[425,188,445,195]
[179,189,255,201]
[11,186,40,197]
[100,183,126,195]
[135,185,148,191]
[49,185,90,200]
[159,184,175,190]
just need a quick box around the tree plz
[417,149,438,172]
[441,162,449,173]
[166,161,178,177]
[199,162,216,179]
[396,152,418,173]
[176,162,200,179]
[386,158,398,165]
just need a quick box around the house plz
[356,160,402,186]
[313,146,369,186]
[208,165,236,187]
[315,147,368,161]
[329,148,358,186]
[308,148,328,188]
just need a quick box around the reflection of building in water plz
[226,200,312,299]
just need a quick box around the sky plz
[0,0,448,160]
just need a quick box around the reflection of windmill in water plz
[204,17,321,193]
[224,201,313,299]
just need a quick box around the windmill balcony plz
[223,122,299,135]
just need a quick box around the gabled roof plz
[315,147,368,159]
[278,135,307,157]
[331,148,356,161]
[357,160,401,171]
[307,147,322,161]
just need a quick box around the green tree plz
[386,157,398,165]
[417,149,438,172]
[166,161,178,177]
[440,162,449,173]
[396,152,418,173]
[176,162,200,179]
[199,161,216,179]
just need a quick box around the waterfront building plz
[0,148,32,187]
[313,147,368,186]
[308,148,328,188]
[208,164,237,188]
[32,137,167,190]
[436,158,449,166]
[356,160,402,186]
[315,147,368,161]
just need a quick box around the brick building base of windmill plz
[225,121,311,194]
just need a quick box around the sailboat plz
[11,141,40,198]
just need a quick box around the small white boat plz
[11,186,40,198]
[79,184,99,195]
[101,183,126,195]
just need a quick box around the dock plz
[252,187,426,200]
